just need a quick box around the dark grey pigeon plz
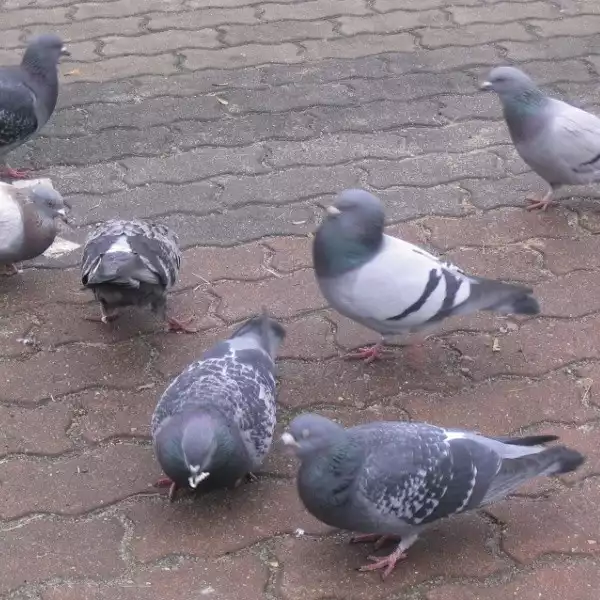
[0,182,70,275]
[0,34,70,180]
[151,312,286,501]
[313,189,539,363]
[81,219,193,332]
[481,65,600,211]
[283,413,584,579]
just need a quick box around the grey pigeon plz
[81,219,194,332]
[0,182,70,275]
[282,413,584,578]
[481,65,600,211]
[313,189,540,363]
[0,34,70,180]
[151,312,286,501]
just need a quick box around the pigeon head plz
[480,66,545,106]
[154,412,219,489]
[22,34,70,74]
[282,413,346,460]
[30,185,71,223]
[229,310,286,359]
[313,188,385,278]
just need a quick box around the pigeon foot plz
[526,191,555,212]
[358,547,408,580]
[350,534,400,550]
[0,263,22,276]
[344,341,387,364]
[166,315,197,334]
[0,166,31,180]
[154,477,179,502]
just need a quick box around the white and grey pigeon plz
[313,189,540,363]
[151,311,286,501]
[282,413,585,579]
[81,219,194,333]
[481,65,600,211]
[0,34,70,180]
[0,182,70,275]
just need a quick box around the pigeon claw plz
[0,166,32,180]
[358,549,408,580]
[166,316,197,334]
[525,192,555,212]
[344,342,387,364]
[153,477,179,502]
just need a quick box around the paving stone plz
[103,29,221,57]
[27,16,144,43]
[147,7,257,30]
[420,22,533,48]
[1,517,125,595]
[400,372,597,433]
[0,340,155,404]
[265,236,313,273]
[339,9,448,35]
[218,165,362,208]
[0,444,159,519]
[0,402,73,457]
[530,15,600,38]
[275,514,507,595]
[500,36,600,62]
[183,43,302,70]
[213,269,327,321]
[445,245,544,283]
[490,479,600,563]
[424,208,576,251]
[302,32,416,61]
[536,271,600,317]
[427,562,599,600]
[41,555,268,600]
[450,1,559,24]
[364,151,505,188]
[122,144,268,186]
[261,0,371,21]
[279,314,337,359]
[224,20,337,45]
[124,480,330,562]
[74,0,184,20]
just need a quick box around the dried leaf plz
[216,96,229,105]
[492,338,501,352]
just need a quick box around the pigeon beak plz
[60,46,71,57]
[56,207,71,225]
[479,81,492,91]
[326,205,341,216]
[281,432,300,448]
[188,471,210,489]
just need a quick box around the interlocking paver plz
[1,0,598,597]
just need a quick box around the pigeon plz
[0,34,70,180]
[81,219,194,332]
[0,182,70,275]
[151,311,286,501]
[481,65,600,211]
[313,189,540,363]
[282,413,585,578]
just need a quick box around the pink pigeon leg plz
[0,165,32,179]
[166,315,197,334]
[358,533,419,580]
[526,188,556,212]
[154,476,179,502]
[350,534,401,550]
[344,338,388,364]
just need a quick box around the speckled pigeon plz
[151,311,286,501]
[0,34,70,180]
[481,65,600,211]
[283,413,585,578]
[313,189,540,363]
[0,181,70,274]
[81,219,194,332]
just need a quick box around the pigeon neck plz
[21,53,59,116]
[313,219,383,278]
[502,88,548,142]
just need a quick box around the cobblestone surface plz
[1,0,599,598]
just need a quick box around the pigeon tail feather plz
[468,276,540,316]
[83,252,159,288]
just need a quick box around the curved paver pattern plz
[1,0,599,598]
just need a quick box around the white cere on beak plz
[57,208,67,216]
[281,432,300,447]
[326,205,341,216]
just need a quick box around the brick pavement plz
[1,0,599,598]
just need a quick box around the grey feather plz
[81,219,181,318]
[152,312,286,492]
[0,182,69,265]
[482,65,600,197]
[313,189,539,342]
[283,413,584,559]
[0,34,68,169]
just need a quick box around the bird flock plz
[0,35,594,580]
